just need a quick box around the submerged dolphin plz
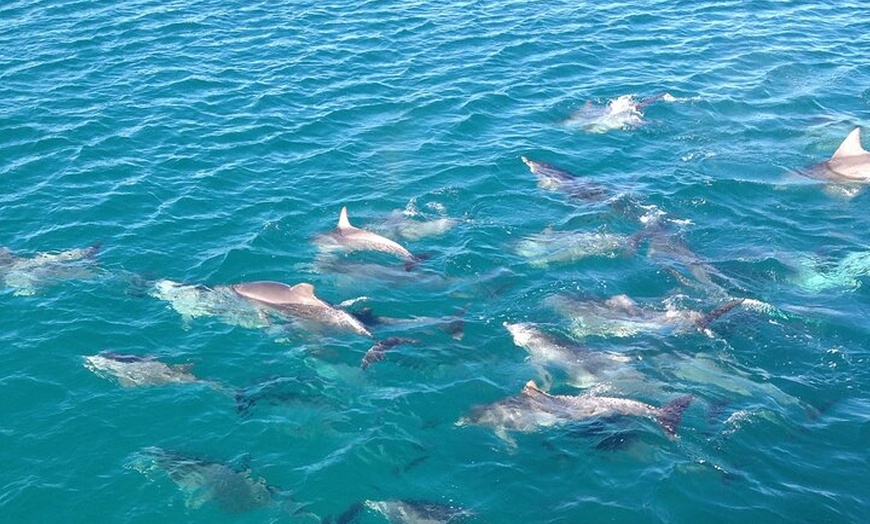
[84,352,204,388]
[128,447,310,516]
[316,207,426,269]
[457,380,693,445]
[0,244,100,295]
[565,92,674,133]
[789,250,870,292]
[378,209,459,242]
[514,228,633,268]
[809,127,870,182]
[151,280,270,329]
[231,281,372,337]
[326,499,475,524]
[547,294,745,339]
[520,156,608,201]
[503,322,637,388]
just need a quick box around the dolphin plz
[151,279,371,337]
[503,322,637,388]
[316,207,426,270]
[128,447,311,515]
[547,294,745,339]
[629,219,738,297]
[514,228,633,268]
[0,244,100,295]
[360,337,420,370]
[326,499,475,524]
[364,500,475,524]
[378,209,459,242]
[150,279,270,329]
[84,352,204,388]
[789,250,870,292]
[812,127,870,181]
[653,353,808,413]
[565,92,675,133]
[520,156,608,201]
[231,281,372,337]
[457,380,693,445]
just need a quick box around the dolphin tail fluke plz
[85,242,103,258]
[403,252,432,271]
[656,395,694,438]
[696,298,746,331]
[361,337,419,370]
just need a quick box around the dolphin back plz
[232,281,321,306]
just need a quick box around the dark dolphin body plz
[521,156,609,201]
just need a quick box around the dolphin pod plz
[26,114,858,518]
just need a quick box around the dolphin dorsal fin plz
[832,128,868,159]
[522,380,545,396]
[288,283,321,305]
[338,206,354,231]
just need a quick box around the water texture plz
[1,0,869,522]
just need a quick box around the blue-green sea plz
[2,1,869,522]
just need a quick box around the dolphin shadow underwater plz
[0,244,101,296]
[128,447,317,519]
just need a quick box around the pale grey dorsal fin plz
[832,128,868,159]
[338,206,355,231]
[522,380,547,397]
[287,283,323,306]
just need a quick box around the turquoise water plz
[2,0,869,522]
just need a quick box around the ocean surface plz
[1,0,869,522]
